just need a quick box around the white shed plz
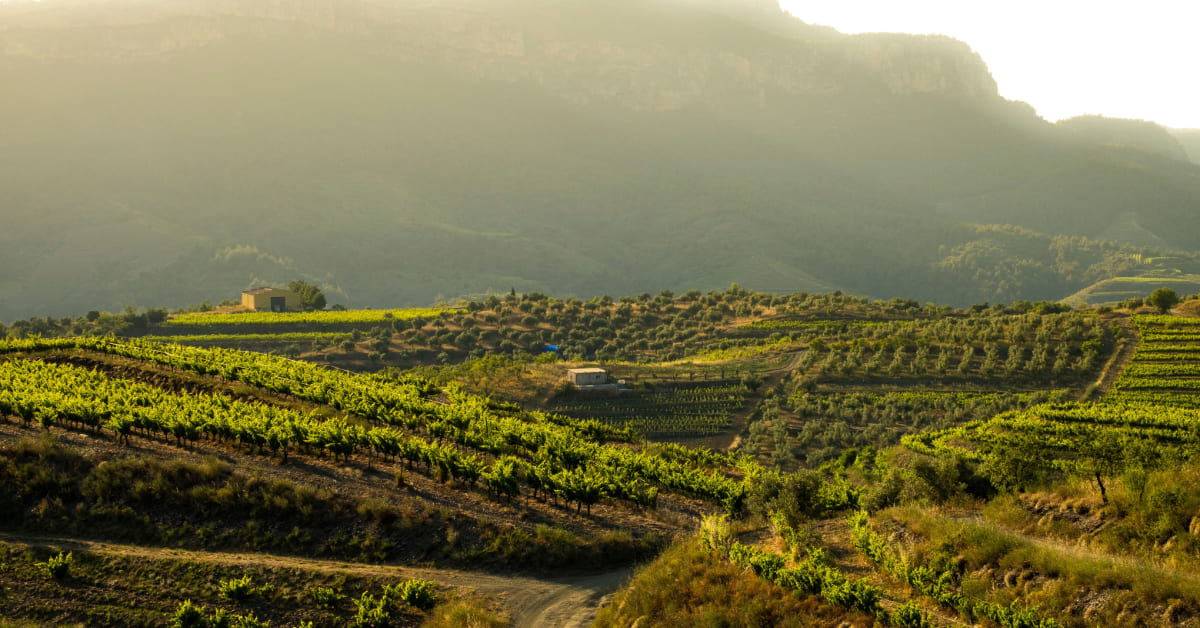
[567,368,608,387]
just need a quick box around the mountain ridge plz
[2,0,1198,319]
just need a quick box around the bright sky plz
[778,0,1200,129]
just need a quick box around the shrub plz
[309,585,345,609]
[170,604,266,628]
[699,514,733,557]
[891,600,933,628]
[218,574,259,600]
[395,578,439,610]
[172,600,207,628]
[420,597,506,628]
[38,551,72,580]
[357,498,397,527]
[352,592,391,628]
[822,577,881,614]
[230,611,266,628]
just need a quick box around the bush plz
[746,469,826,526]
[172,600,207,628]
[1147,287,1180,314]
[229,611,266,628]
[395,578,439,611]
[217,574,271,600]
[308,586,345,609]
[352,592,391,628]
[38,551,72,580]
[699,514,733,557]
[891,600,933,628]
[821,577,881,613]
[420,597,506,628]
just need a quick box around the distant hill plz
[1172,128,1200,165]
[2,0,1200,319]
[1057,115,1190,161]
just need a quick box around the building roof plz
[242,287,285,295]
[568,368,607,374]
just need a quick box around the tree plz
[288,280,327,311]
[982,436,1049,493]
[1079,430,1126,504]
[1146,287,1180,314]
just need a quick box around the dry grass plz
[881,503,1200,626]
[595,537,874,628]
[419,594,507,628]
[1173,299,1200,317]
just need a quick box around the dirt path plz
[0,532,632,628]
[705,350,805,452]
[764,350,805,377]
[673,350,805,452]
[1090,316,1137,398]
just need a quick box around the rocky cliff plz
[1,0,1001,109]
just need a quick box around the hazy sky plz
[780,1,1200,129]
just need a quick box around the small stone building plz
[567,368,608,387]
[241,287,301,313]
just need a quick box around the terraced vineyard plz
[8,292,1200,627]
[740,307,1112,470]
[904,314,1200,484]
[737,319,895,332]
[779,309,1106,389]
[549,384,748,437]
[140,332,352,344]
[1111,316,1200,405]
[771,390,1069,467]
[0,337,752,516]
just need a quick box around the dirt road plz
[678,350,806,452]
[1089,316,1136,399]
[0,532,632,627]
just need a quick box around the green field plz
[141,332,351,344]
[1065,273,1200,305]
[165,307,449,329]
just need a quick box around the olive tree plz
[1146,287,1180,314]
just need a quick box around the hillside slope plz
[1173,128,1200,165]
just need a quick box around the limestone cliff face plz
[1,0,1000,108]
[658,0,782,20]
[838,33,997,98]
[0,0,359,59]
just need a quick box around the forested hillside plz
[2,0,1199,320]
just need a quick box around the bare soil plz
[1092,315,1137,397]
[0,532,632,628]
